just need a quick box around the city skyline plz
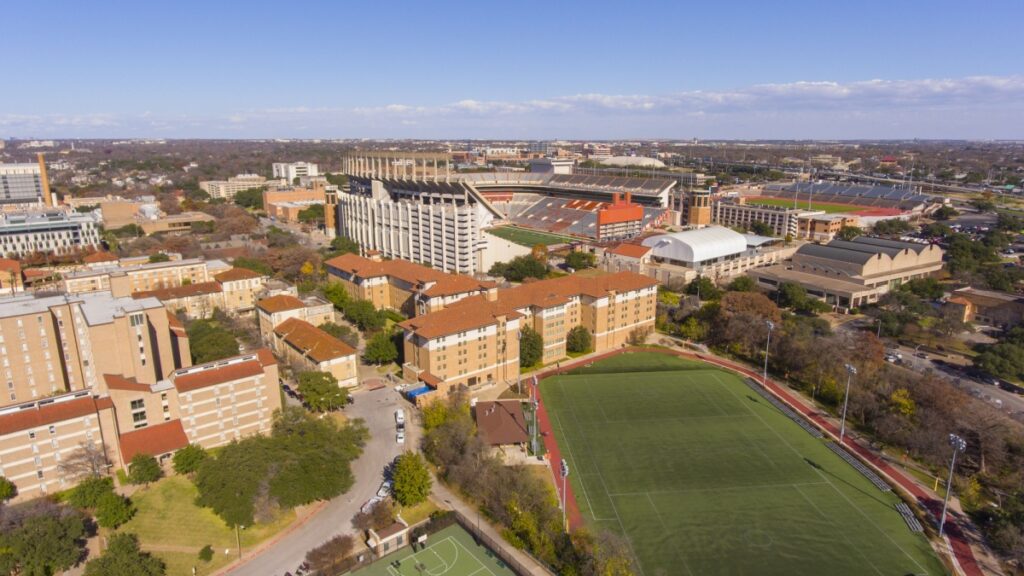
[3,0,1023,139]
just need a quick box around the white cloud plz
[2,75,1022,139]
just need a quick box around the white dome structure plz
[641,226,748,267]
[600,156,666,169]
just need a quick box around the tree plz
[0,476,15,502]
[84,533,165,576]
[342,299,386,332]
[233,187,265,210]
[298,371,348,412]
[520,327,543,367]
[232,257,274,276]
[0,503,86,576]
[872,219,913,236]
[68,476,115,509]
[353,500,395,532]
[128,454,163,485]
[900,277,944,300]
[306,535,356,575]
[836,226,863,240]
[147,252,170,263]
[565,251,596,270]
[95,490,134,529]
[319,322,359,348]
[685,276,721,301]
[186,318,241,364]
[364,331,399,365]
[933,205,959,221]
[489,255,548,282]
[172,444,208,476]
[566,326,592,354]
[328,235,360,256]
[391,452,432,506]
[198,545,214,563]
[749,220,774,236]
[727,275,757,292]
[298,203,325,224]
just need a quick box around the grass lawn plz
[397,499,441,526]
[486,226,576,247]
[752,196,862,214]
[118,476,296,575]
[357,524,516,576]
[541,352,945,576]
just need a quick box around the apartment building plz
[0,155,53,209]
[711,200,807,237]
[797,213,861,242]
[0,350,280,501]
[138,212,216,235]
[325,252,495,317]
[200,174,276,200]
[63,257,213,296]
[134,282,224,320]
[272,162,319,182]
[271,318,358,387]
[214,267,267,313]
[399,271,657,402]
[256,294,333,341]
[0,209,102,258]
[0,290,189,410]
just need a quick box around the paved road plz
[226,386,409,576]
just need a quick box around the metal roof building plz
[641,226,749,268]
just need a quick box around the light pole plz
[939,434,967,538]
[560,459,570,532]
[840,364,857,445]
[762,320,775,387]
[876,317,883,339]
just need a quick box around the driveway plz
[225,385,411,576]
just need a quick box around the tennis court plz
[358,525,517,576]
[540,352,945,576]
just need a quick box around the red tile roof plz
[273,318,356,363]
[166,310,187,336]
[172,358,266,393]
[0,394,102,436]
[0,258,22,275]
[606,243,651,258]
[256,294,305,314]
[118,420,189,462]
[214,268,264,283]
[324,253,494,298]
[102,374,151,392]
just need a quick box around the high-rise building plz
[0,209,102,258]
[272,162,319,182]
[199,174,273,199]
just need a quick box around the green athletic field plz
[358,524,517,576]
[486,226,576,247]
[750,196,861,214]
[541,352,945,576]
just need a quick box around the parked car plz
[376,480,392,498]
[396,430,405,444]
[395,409,405,426]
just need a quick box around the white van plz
[395,409,405,426]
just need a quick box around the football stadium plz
[540,352,945,576]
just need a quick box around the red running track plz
[534,347,982,576]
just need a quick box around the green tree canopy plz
[836,226,863,240]
[298,203,325,224]
[328,236,360,257]
[172,444,208,475]
[147,253,170,263]
[685,276,721,301]
[364,331,398,365]
[749,220,774,236]
[564,251,597,270]
[233,187,265,210]
[95,490,135,529]
[519,327,543,367]
[232,257,274,276]
[727,275,757,292]
[298,371,348,412]
[84,533,165,576]
[68,476,115,509]
[341,299,386,332]
[0,476,16,502]
[391,451,432,506]
[186,318,241,364]
[0,504,86,576]
[128,454,163,485]
[319,322,359,348]
[489,255,548,282]
[566,326,592,354]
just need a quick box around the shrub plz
[128,454,163,485]
[198,545,214,563]
[172,444,208,476]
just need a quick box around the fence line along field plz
[541,352,945,576]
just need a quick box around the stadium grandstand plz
[336,151,676,274]
[763,182,942,212]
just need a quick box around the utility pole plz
[762,320,775,387]
[939,434,967,538]
[560,459,570,532]
[840,364,857,445]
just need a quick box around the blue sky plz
[3,0,1023,139]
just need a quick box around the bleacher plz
[826,442,892,492]
[895,502,924,533]
[500,195,666,239]
[744,379,823,439]
[764,182,938,209]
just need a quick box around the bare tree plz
[57,442,108,481]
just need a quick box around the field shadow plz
[804,457,890,507]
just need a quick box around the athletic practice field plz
[541,352,945,576]
[749,196,862,214]
[358,524,517,576]
[486,226,576,247]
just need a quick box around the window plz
[129,313,144,327]
[28,430,36,440]
[48,425,55,435]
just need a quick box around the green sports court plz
[541,352,946,576]
[358,525,518,576]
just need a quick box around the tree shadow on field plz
[746,395,760,403]
[804,457,890,507]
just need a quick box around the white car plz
[396,430,406,444]
[376,481,392,498]
[395,409,405,426]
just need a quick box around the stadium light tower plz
[560,459,570,532]
[939,434,967,538]
[762,320,775,387]
[839,364,857,445]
